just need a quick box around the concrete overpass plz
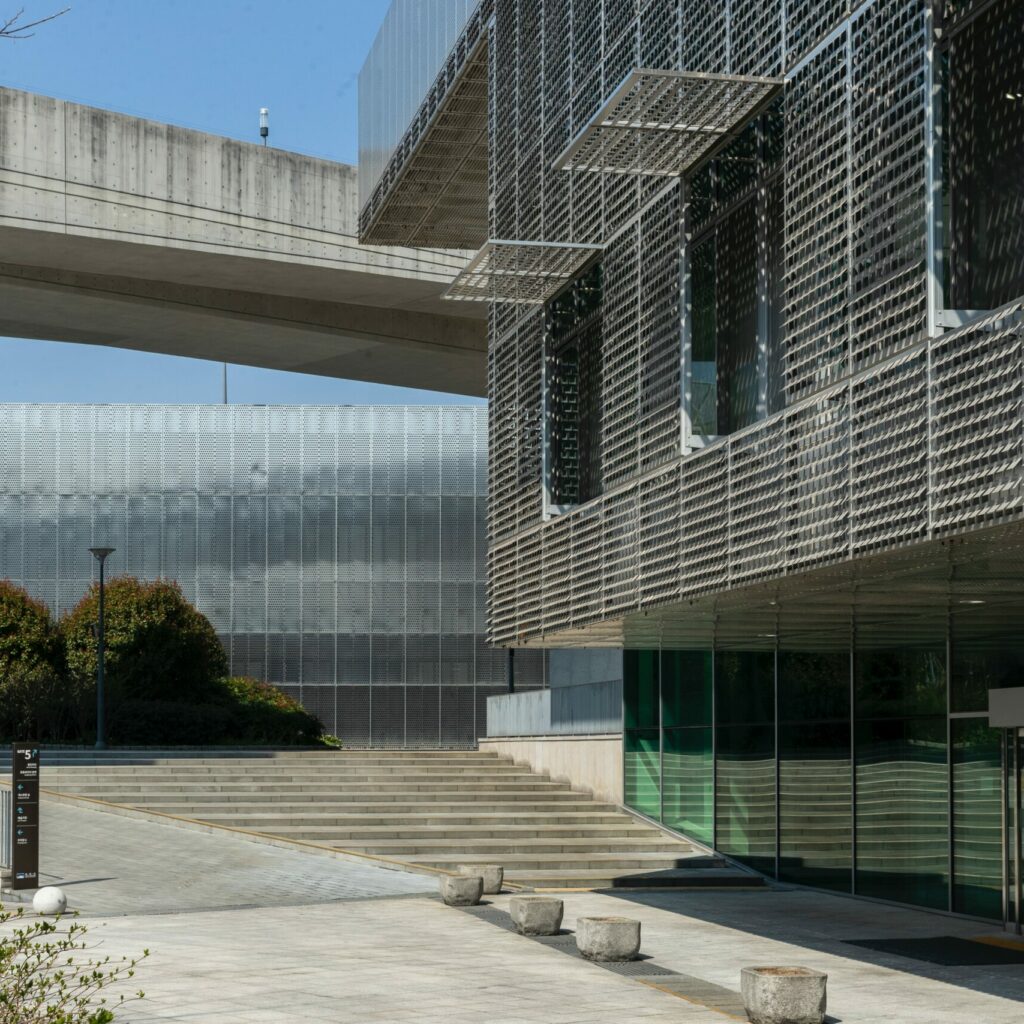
[0,87,486,396]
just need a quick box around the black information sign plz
[11,744,39,890]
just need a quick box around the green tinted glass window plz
[778,651,849,722]
[716,650,774,726]
[779,720,851,891]
[855,648,946,719]
[624,650,659,729]
[716,723,776,874]
[663,727,713,844]
[951,639,1024,713]
[855,716,948,909]
[952,718,1003,918]
[662,649,712,728]
[624,729,661,818]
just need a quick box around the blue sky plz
[0,0,483,406]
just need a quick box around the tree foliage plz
[0,581,62,676]
[62,578,228,708]
[0,576,335,746]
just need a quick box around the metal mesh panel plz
[850,349,928,552]
[445,240,603,304]
[783,28,850,403]
[931,307,1024,533]
[849,0,927,369]
[553,69,783,177]
[728,419,785,584]
[784,390,850,569]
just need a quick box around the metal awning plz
[553,68,784,177]
[443,240,604,304]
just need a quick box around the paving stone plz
[0,797,433,916]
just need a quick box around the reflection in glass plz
[779,720,851,891]
[716,723,776,874]
[624,650,659,729]
[951,639,1024,713]
[662,649,712,728]
[855,647,945,718]
[624,729,661,819]
[715,651,776,872]
[663,726,713,844]
[952,718,1003,918]
[855,715,948,909]
[778,650,851,891]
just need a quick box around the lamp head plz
[89,547,115,563]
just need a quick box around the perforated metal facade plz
[0,404,543,748]
[464,0,1024,648]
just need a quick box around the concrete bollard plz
[509,895,563,936]
[439,874,484,907]
[32,886,68,916]
[458,863,503,894]
[740,966,827,1024]
[575,916,641,962]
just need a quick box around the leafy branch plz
[0,903,149,1024]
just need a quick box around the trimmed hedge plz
[0,576,336,747]
[63,578,228,706]
[0,580,62,675]
[214,677,327,745]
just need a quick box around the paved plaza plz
[3,797,1024,1023]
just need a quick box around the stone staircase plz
[15,748,761,890]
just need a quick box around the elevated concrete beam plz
[0,87,486,394]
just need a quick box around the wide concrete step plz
[324,835,690,853]
[1,750,495,764]
[46,780,567,795]
[174,811,634,827]
[54,790,602,807]
[218,824,666,842]
[39,770,536,782]
[39,770,532,782]
[112,803,620,819]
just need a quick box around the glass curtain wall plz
[623,636,1017,919]
[778,651,852,891]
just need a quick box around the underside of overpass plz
[0,87,486,396]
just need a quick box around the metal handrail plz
[0,785,11,870]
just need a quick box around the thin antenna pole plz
[222,363,228,404]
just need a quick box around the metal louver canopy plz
[553,68,785,177]
[444,240,604,304]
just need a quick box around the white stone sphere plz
[32,886,67,916]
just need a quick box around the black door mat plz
[845,936,1024,966]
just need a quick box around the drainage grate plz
[533,932,578,947]
[457,904,518,932]
[449,900,755,1017]
[596,960,680,977]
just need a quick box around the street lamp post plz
[88,547,115,750]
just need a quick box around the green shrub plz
[0,581,62,675]
[214,677,328,745]
[0,664,83,744]
[108,700,238,746]
[62,578,228,708]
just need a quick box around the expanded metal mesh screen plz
[490,303,1024,645]
[479,0,1024,646]
[0,404,543,747]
